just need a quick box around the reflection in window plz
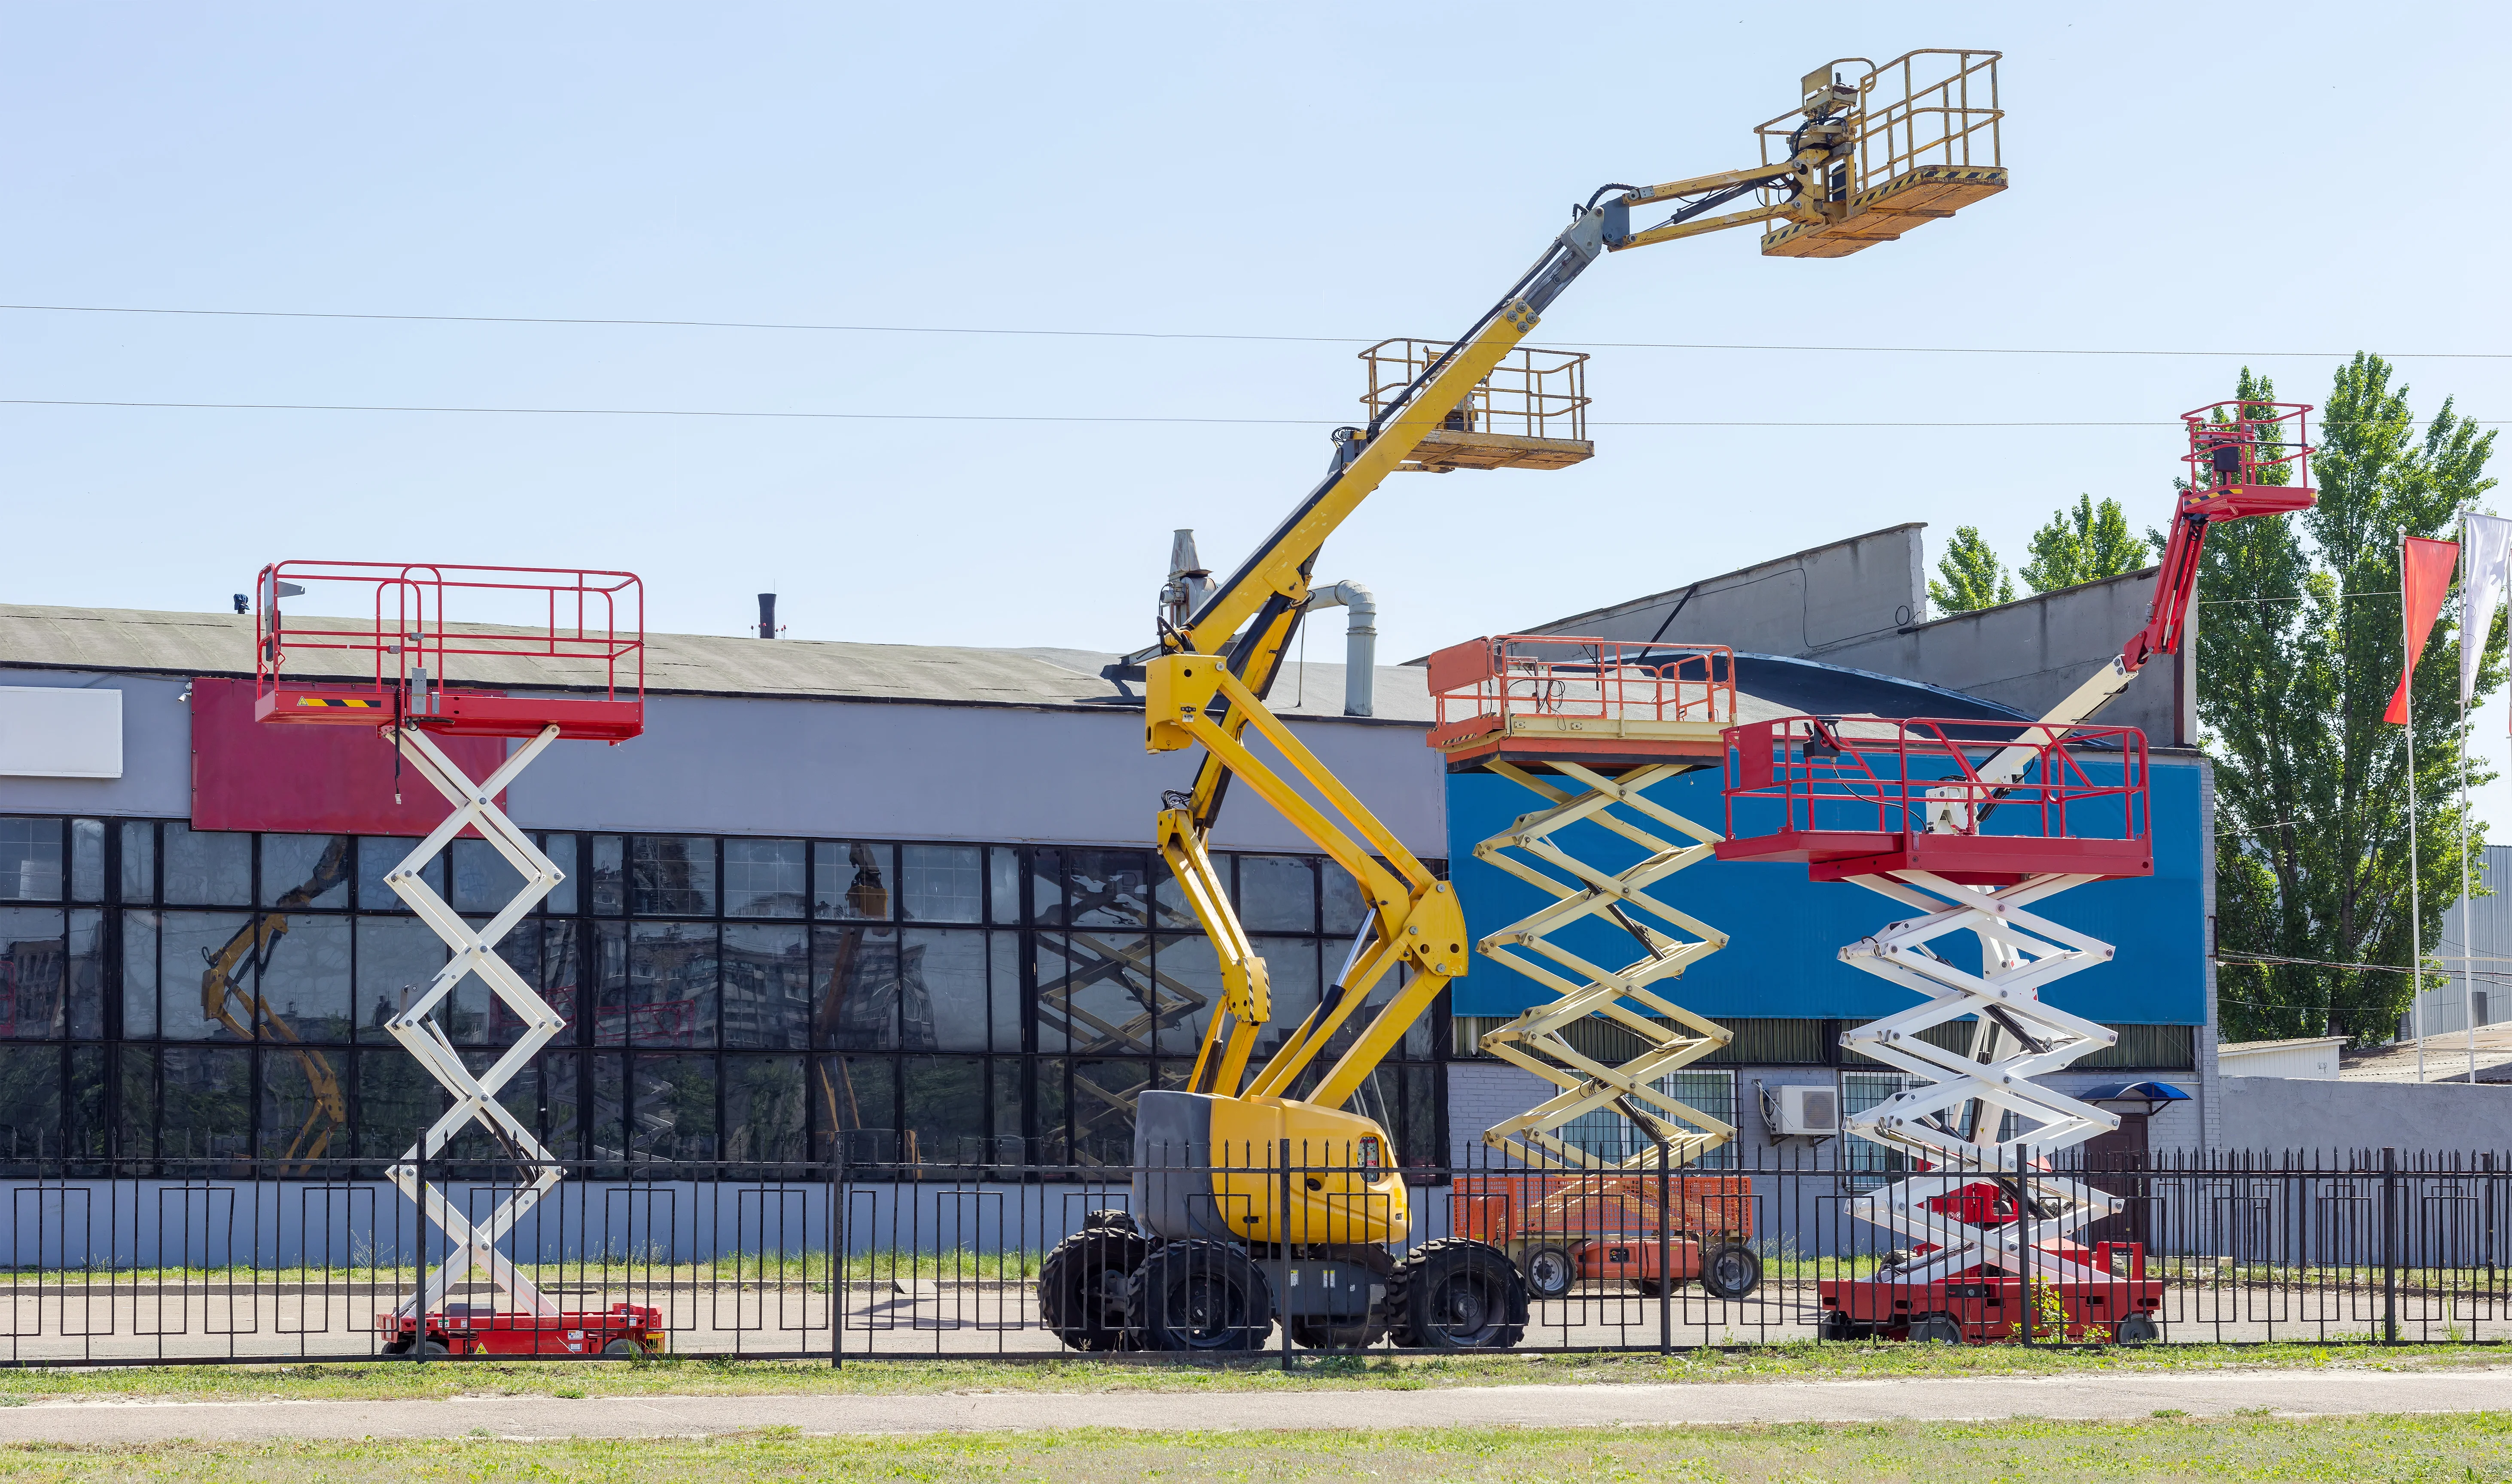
[0,908,65,1040]
[163,825,250,907]
[260,1045,351,1164]
[71,820,104,903]
[1069,1058,1147,1167]
[122,910,159,1038]
[262,835,350,908]
[1238,856,1316,933]
[723,839,807,919]
[723,924,811,1049]
[116,1046,158,1160]
[356,838,441,913]
[1036,933,1187,1057]
[630,837,716,917]
[445,1048,579,1165]
[481,919,567,1044]
[813,842,891,920]
[0,1044,61,1159]
[120,822,156,904]
[901,845,982,923]
[160,1046,251,1161]
[1150,934,1221,1058]
[0,818,62,903]
[630,1054,716,1160]
[1323,863,1370,936]
[355,1048,441,1165]
[723,1054,807,1162]
[988,847,1021,925]
[811,925,923,1051]
[449,837,524,914]
[542,834,578,915]
[904,1056,983,1165]
[817,1055,895,1163]
[908,929,989,1052]
[156,912,250,1042]
[989,930,1022,1053]
[590,836,625,915]
[259,916,352,1043]
[1249,936,1319,1061]
[622,921,719,1047]
[355,916,447,1041]
[1065,850,1152,928]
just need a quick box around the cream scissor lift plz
[250,560,660,1358]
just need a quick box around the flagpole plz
[2407,526,2426,1084]
[2463,515,2480,1083]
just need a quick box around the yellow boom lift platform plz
[1039,49,2006,1354]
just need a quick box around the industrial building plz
[0,525,2220,1178]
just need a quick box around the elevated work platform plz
[1754,49,2004,259]
[1362,341,1592,473]
[1429,636,1741,1171]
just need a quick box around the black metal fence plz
[1,1143,2507,1365]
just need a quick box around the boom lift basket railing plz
[249,560,660,1358]
[1754,48,2004,259]
[1360,341,1592,472]
[1428,636,1743,1173]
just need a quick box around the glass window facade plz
[0,817,1449,1174]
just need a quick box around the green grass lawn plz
[2,1414,2508,1482]
[0,1340,2503,1404]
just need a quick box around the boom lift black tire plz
[1388,1238,1528,1350]
[1125,1240,1273,1352]
[1083,1209,1140,1236]
[1039,1225,1150,1351]
[1698,1242,1763,1300]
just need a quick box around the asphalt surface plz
[0,1367,2507,1443]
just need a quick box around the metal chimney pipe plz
[1305,581,1378,718]
[757,593,777,639]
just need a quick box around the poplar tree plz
[2198,356,2502,1043]
[2022,495,2147,592]
[1929,526,2016,615]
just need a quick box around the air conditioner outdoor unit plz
[1769,1083,1840,1137]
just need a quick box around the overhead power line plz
[3,398,2500,428]
[3,301,2507,361]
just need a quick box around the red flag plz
[2386,536,2460,724]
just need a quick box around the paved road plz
[2,1366,2508,1443]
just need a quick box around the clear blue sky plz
[7,4,2511,814]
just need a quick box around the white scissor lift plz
[1714,401,2317,1343]
[249,560,658,1358]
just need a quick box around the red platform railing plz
[251,562,644,742]
[1717,716,2153,884]
[1425,635,1734,750]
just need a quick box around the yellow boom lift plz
[1038,50,2006,1353]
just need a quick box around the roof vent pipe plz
[757,593,778,639]
[1305,581,1378,718]
[1162,529,1214,629]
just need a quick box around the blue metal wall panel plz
[1445,758,2206,1025]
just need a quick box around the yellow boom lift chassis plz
[1037,49,2006,1356]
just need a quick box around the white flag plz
[2462,513,2512,706]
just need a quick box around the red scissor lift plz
[1708,401,2316,1344]
[252,561,662,1357]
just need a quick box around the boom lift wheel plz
[1125,1240,1273,1353]
[1040,1224,1151,1352]
[1699,1242,1763,1301]
[1520,1244,1579,1301]
[1289,1314,1391,1350]
[1388,1238,1528,1350]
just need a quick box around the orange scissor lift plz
[251,560,664,1358]
[1427,635,1764,1301]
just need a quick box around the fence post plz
[410,1142,427,1364]
[830,1135,846,1369]
[2018,1141,2034,1348]
[1279,1138,1294,1373]
[1652,1128,1672,1356]
[2381,1146,2399,1345]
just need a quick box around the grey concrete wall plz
[501,694,1447,857]
[2206,1076,2512,1155]
[1817,569,2189,745]
[1519,526,1927,659]
[0,668,192,818]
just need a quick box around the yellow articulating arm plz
[200,836,352,1170]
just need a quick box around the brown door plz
[2076,1113,2152,1248]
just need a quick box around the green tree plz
[1930,526,2015,615]
[2021,495,2148,593]
[2199,356,2502,1043]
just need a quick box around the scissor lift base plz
[379,1304,666,1358]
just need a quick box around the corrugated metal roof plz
[0,603,1440,721]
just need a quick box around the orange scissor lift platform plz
[253,561,662,1359]
[1425,636,1748,1187]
